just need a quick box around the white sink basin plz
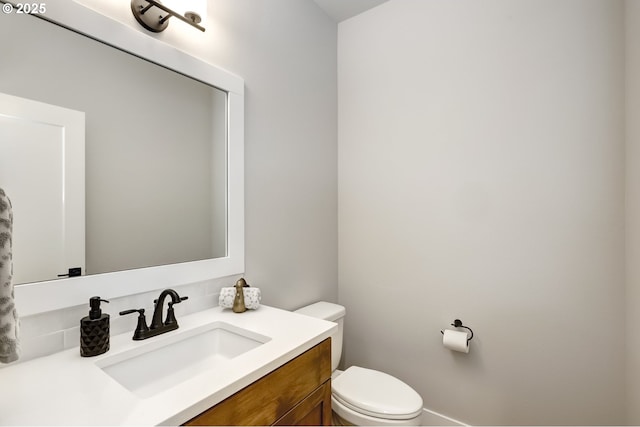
[97,321,271,398]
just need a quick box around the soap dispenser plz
[80,297,110,357]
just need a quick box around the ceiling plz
[313,0,389,23]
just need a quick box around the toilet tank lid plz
[294,301,345,321]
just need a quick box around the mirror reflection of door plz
[0,93,85,284]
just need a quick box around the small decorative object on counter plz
[219,282,261,310]
[242,287,262,310]
[80,297,110,357]
[233,278,248,313]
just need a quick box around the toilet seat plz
[331,366,423,420]
[331,396,421,426]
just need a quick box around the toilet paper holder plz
[441,319,474,344]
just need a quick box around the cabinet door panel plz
[273,380,332,426]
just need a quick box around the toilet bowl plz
[295,302,423,426]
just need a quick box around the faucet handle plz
[165,302,178,326]
[119,308,150,341]
[164,296,189,326]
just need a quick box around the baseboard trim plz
[421,408,469,426]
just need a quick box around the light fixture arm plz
[131,0,205,33]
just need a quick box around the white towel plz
[0,188,19,363]
[219,287,261,310]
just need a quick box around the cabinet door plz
[273,380,332,426]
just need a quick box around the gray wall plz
[196,0,339,308]
[626,0,640,424]
[338,0,626,425]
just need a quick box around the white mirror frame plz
[13,2,244,316]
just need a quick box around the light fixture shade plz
[163,0,207,24]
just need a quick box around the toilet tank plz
[294,301,345,372]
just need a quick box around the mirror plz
[2,2,245,316]
[0,12,227,284]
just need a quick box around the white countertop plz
[0,305,336,426]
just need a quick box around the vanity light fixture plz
[131,0,206,32]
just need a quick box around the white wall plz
[626,0,640,424]
[338,0,626,425]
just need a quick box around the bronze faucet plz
[120,288,188,340]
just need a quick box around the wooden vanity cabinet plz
[184,338,332,426]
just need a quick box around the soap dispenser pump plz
[80,296,110,357]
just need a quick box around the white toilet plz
[295,302,423,426]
